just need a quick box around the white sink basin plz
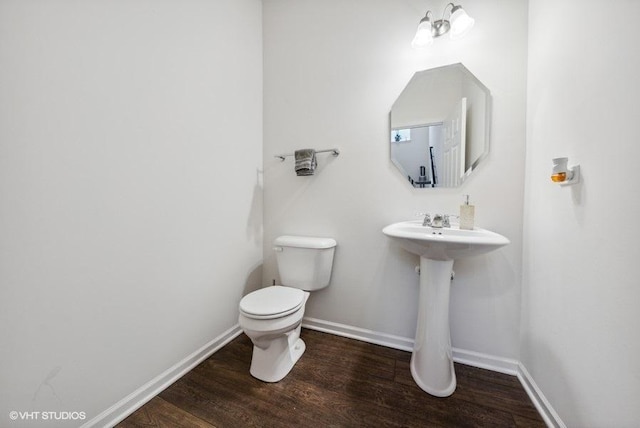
[382,220,510,397]
[382,220,509,261]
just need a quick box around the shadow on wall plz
[523,339,577,426]
[242,263,264,297]
[246,169,263,245]
[373,240,421,335]
[240,168,264,299]
[454,251,516,298]
[570,172,585,226]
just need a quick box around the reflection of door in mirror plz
[442,98,467,187]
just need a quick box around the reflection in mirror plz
[390,63,491,188]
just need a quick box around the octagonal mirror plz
[390,63,491,188]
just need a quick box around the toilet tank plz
[274,235,337,291]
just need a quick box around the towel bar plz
[274,148,340,161]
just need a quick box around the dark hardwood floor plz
[117,329,546,427]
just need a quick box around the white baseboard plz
[302,317,414,351]
[452,347,519,376]
[517,363,566,428]
[302,317,519,374]
[82,324,243,428]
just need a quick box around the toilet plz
[238,235,337,382]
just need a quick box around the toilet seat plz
[239,286,305,320]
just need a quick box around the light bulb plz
[449,6,474,40]
[411,17,433,48]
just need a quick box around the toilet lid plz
[239,286,305,319]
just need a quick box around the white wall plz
[0,0,262,425]
[263,0,528,360]
[522,0,640,426]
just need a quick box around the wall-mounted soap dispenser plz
[459,195,475,230]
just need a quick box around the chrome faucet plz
[431,214,443,228]
[420,212,455,228]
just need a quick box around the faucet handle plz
[416,212,432,226]
[443,214,459,228]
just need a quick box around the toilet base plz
[249,324,306,382]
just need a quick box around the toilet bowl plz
[238,235,336,382]
[239,286,309,382]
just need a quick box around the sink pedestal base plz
[410,257,456,397]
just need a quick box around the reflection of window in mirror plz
[391,129,411,142]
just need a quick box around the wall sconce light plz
[551,157,581,186]
[411,3,475,49]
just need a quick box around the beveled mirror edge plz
[464,83,492,183]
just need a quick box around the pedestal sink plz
[382,220,510,397]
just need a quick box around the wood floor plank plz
[119,329,546,428]
[294,351,518,427]
[117,396,215,428]
[454,369,543,421]
[160,375,283,428]
[297,331,399,380]
[187,365,426,428]
[512,413,548,428]
[455,363,522,389]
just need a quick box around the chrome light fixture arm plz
[411,2,474,47]
[431,3,455,37]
